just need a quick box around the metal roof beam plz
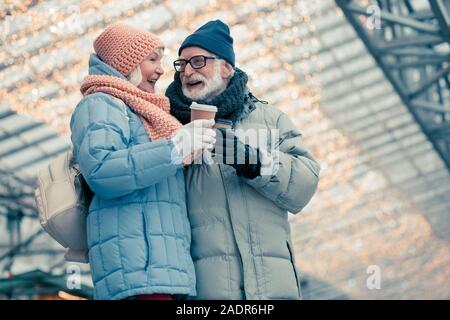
[377,35,444,51]
[11,146,70,172]
[410,99,450,114]
[0,109,15,120]
[430,0,450,40]
[409,9,435,21]
[429,122,450,140]
[0,123,42,142]
[0,229,45,262]
[384,58,450,69]
[408,65,450,98]
[384,48,449,58]
[0,133,57,158]
[336,0,450,172]
[346,3,441,35]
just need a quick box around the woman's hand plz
[170,119,216,166]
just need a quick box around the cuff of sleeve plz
[167,138,184,168]
[259,147,276,177]
[241,148,276,186]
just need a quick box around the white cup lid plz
[190,102,218,112]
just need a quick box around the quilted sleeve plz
[70,93,182,200]
[242,111,320,214]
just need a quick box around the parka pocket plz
[142,210,150,270]
[286,240,303,300]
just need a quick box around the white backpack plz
[35,97,129,263]
[35,150,92,263]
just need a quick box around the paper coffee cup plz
[190,102,218,121]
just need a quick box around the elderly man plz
[166,20,320,300]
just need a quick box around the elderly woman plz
[70,23,215,300]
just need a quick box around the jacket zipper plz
[218,165,245,294]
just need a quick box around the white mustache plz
[185,74,207,84]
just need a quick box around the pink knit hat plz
[93,23,164,77]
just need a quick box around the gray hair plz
[220,60,235,79]
[127,47,164,87]
[128,65,142,86]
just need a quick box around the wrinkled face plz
[179,46,232,101]
[138,48,164,93]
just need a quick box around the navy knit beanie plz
[178,20,235,67]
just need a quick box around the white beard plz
[182,62,227,102]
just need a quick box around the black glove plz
[213,128,261,179]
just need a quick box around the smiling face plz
[179,46,233,101]
[137,47,165,93]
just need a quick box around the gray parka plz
[184,96,320,300]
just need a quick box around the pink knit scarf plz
[80,75,182,141]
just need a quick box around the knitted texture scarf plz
[166,67,249,125]
[80,75,182,141]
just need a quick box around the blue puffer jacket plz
[70,54,196,300]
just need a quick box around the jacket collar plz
[235,88,257,123]
[88,54,127,80]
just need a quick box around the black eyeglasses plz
[173,55,222,72]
